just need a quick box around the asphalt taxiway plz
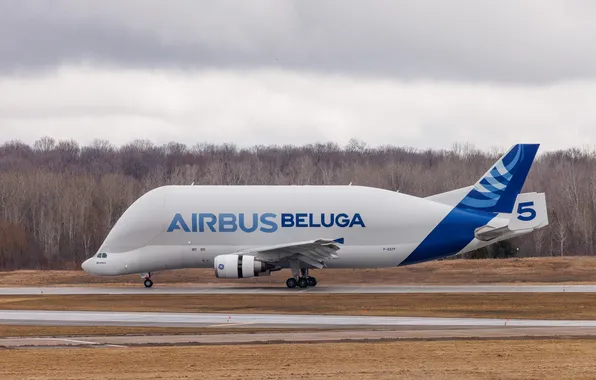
[1,284,596,295]
[2,310,596,329]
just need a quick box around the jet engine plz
[214,254,275,278]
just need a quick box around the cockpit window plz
[96,253,102,258]
[97,253,108,259]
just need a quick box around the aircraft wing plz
[236,239,341,268]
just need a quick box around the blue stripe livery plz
[458,144,539,214]
[400,208,495,265]
[400,144,539,266]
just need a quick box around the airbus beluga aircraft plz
[82,144,548,289]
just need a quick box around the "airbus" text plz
[167,212,366,233]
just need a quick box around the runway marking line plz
[31,337,100,345]
[23,338,128,348]
[207,322,258,328]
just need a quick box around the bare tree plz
[0,138,594,269]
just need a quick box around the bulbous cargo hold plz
[98,186,169,254]
[82,144,548,289]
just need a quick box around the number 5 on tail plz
[508,193,547,231]
[517,201,537,221]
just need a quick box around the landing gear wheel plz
[297,277,308,289]
[144,279,153,288]
[306,277,317,287]
[286,278,297,289]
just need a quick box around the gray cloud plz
[1,67,595,151]
[2,0,596,82]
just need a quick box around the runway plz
[2,284,595,349]
[1,284,596,295]
[3,310,596,349]
[3,309,596,329]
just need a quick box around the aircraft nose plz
[81,257,93,273]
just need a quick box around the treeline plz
[0,137,592,270]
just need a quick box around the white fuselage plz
[82,185,503,276]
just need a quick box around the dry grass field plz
[1,293,595,320]
[2,340,596,380]
[2,257,596,287]
[2,258,596,379]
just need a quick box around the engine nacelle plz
[214,254,274,279]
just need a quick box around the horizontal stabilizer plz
[508,192,548,231]
[475,192,548,241]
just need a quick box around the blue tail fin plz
[457,144,540,214]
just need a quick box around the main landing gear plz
[286,268,317,289]
[141,272,153,288]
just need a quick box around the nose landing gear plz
[141,273,153,288]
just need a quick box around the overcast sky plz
[1,0,596,151]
